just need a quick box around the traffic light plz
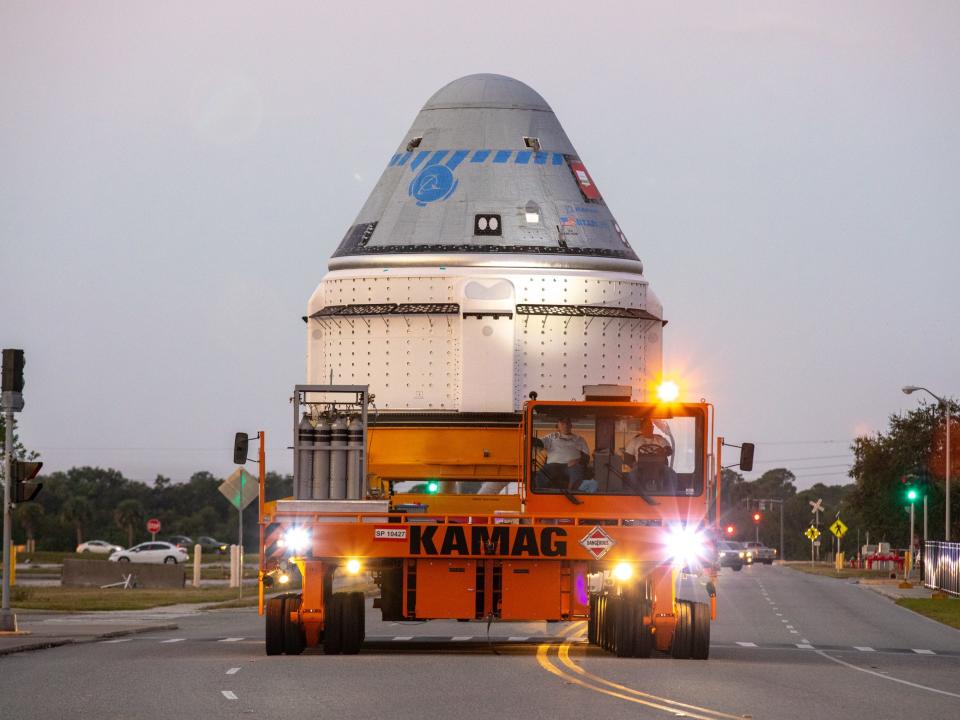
[2,349,25,393]
[10,461,43,503]
[752,512,761,524]
[725,525,735,536]
[900,474,921,503]
[425,480,440,494]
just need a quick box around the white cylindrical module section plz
[346,416,363,499]
[306,265,662,411]
[312,417,331,499]
[296,413,315,500]
[329,416,348,499]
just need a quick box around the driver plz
[624,417,672,490]
[533,417,595,492]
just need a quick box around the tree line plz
[10,466,291,551]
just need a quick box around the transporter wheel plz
[340,591,364,655]
[597,595,609,651]
[283,595,306,655]
[587,595,598,645]
[323,594,344,655]
[265,596,285,656]
[690,601,710,660]
[614,596,636,657]
[670,600,693,659]
[635,599,654,658]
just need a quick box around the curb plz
[0,622,178,657]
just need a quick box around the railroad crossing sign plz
[809,498,824,514]
[830,519,848,539]
[804,526,821,541]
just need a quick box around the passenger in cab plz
[533,417,597,492]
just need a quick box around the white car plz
[77,540,123,554]
[109,541,188,565]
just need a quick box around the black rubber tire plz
[117,557,130,562]
[635,599,654,658]
[341,592,363,655]
[671,601,693,659]
[283,595,305,655]
[691,601,710,660]
[323,594,344,655]
[265,596,285,656]
[349,591,366,644]
[764,560,773,565]
[614,596,635,657]
[732,564,742,572]
[164,557,176,564]
[587,595,598,645]
[597,595,607,650]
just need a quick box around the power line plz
[751,453,853,464]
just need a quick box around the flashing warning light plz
[425,480,440,494]
[656,380,680,403]
[725,525,735,536]
[345,559,362,575]
[752,512,761,524]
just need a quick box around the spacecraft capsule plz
[308,74,663,413]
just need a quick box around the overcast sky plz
[2,1,958,490]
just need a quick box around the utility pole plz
[754,498,785,561]
[2,349,27,632]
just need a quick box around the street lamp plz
[902,385,952,542]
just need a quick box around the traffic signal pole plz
[2,406,15,631]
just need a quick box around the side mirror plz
[739,443,755,472]
[233,433,249,465]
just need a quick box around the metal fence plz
[923,541,960,596]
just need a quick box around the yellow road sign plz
[804,526,821,541]
[830,519,848,539]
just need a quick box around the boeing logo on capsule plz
[396,147,573,207]
[409,164,458,206]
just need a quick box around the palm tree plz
[61,496,93,547]
[15,503,44,552]
[114,498,144,547]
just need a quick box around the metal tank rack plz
[292,385,370,501]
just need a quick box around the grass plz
[10,585,255,611]
[896,598,960,630]
[784,561,897,580]
[16,551,258,565]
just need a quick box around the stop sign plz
[146,518,161,534]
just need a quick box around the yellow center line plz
[557,644,748,720]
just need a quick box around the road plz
[1,565,958,719]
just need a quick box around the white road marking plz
[508,636,529,641]
[160,638,185,644]
[781,619,789,623]
[100,638,132,644]
[776,613,783,616]
[786,625,794,629]
[736,642,757,647]
[226,668,241,675]
[816,650,960,699]
[801,639,811,644]
[797,643,814,649]
[854,646,875,652]
[451,636,472,641]
[790,630,799,634]
[221,691,238,701]
[392,636,414,641]
[912,649,935,655]
[219,637,244,642]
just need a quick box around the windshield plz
[529,405,704,497]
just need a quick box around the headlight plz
[664,524,707,569]
[738,551,744,558]
[283,527,311,554]
[345,558,362,575]
[278,573,290,584]
[612,562,633,581]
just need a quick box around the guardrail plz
[923,541,960,596]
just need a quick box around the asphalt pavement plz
[1,564,957,719]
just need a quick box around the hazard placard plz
[579,526,615,559]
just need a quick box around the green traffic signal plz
[425,480,440,494]
[906,487,919,502]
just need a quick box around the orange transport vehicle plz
[258,384,752,659]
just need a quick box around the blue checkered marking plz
[392,149,570,170]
